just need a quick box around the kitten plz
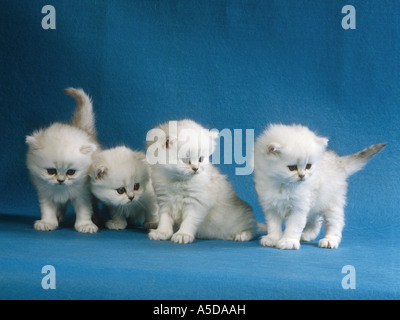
[90,146,159,230]
[253,123,385,249]
[26,88,99,233]
[146,119,257,244]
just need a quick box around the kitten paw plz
[234,231,253,241]
[148,229,172,241]
[171,232,194,244]
[75,222,98,233]
[34,220,58,231]
[260,235,279,247]
[106,219,127,230]
[143,220,159,230]
[318,237,340,249]
[276,238,300,250]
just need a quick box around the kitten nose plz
[192,167,198,172]
[298,174,305,179]
[57,179,65,184]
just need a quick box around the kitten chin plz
[147,119,257,244]
[254,123,385,250]
[90,146,159,230]
[26,88,99,233]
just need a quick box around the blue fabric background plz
[0,0,399,299]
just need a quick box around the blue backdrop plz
[0,0,398,299]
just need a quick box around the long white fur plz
[26,88,99,233]
[90,146,159,230]
[147,119,257,244]
[254,123,385,249]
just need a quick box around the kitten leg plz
[71,196,98,233]
[56,203,67,224]
[105,207,127,230]
[143,200,159,230]
[34,198,59,231]
[106,216,128,230]
[171,206,205,244]
[276,211,308,250]
[319,207,344,249]
[148,207,173,241]
[260,212,283,247]
[301,215,322,242]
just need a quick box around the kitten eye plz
[66,169,76,176]
[47,168,57,175]
[288,165,297,171]
[116,187,126,195]
[305,164,312,170]
[134,183,140,191]
[182,158,191,165]
[198,156,204,163]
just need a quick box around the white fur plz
[147,119,257,244]
[90,146,159,230]
[26,88,99,233]
[254,124,384,249]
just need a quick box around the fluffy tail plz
[64,87,97,138]
[340,143,386,176]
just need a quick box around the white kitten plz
[147,119,257,244]
[26,88,99,233]
[90,146,159,230]
[254,124,385,249]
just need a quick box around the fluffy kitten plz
[147,119,257,244]
[253,124,385,249]
[26,88,99,233]
[90,146,159,230]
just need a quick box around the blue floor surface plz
[1,212,399,300]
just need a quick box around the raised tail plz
[340,143,386,176]
[64,87,97,138]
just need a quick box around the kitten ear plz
[95,166,107,180]
[80,143,97,155]
[317,137,329,147]
[266,143,281,155]
[164,137,177,149]
[25,135,41,150]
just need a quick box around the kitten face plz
[90,147,150,206]
[26,124,96,188]
[149,119,218,179]
[171,146,211,177]
[255,124,328,185]
[274,151,318,184]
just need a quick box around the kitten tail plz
[340,143,386,176]
[64,87,97,138]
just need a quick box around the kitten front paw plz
[171,232,194,244]
[318,237,340,249]
[148,229,172,241]
[276,238,300,250]
[75,222,98,233]
[106,219,127,230]
[234,230,253,241]
[143,220,159,230]
[34,220,58,231]
[260,235,279,247]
